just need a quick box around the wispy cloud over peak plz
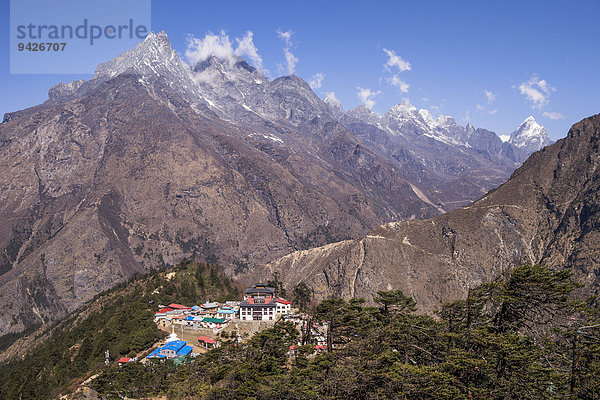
[277,29,298,75]
[357,87,382,110]
[185,30,267,74]
[543,111,564,120]
[309,73,324,89]
[518,75,556,109]
[185,31,235,65]
[234,31,266,73]
[383,48,411,72]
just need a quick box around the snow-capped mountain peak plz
[94,31,184,79]
[508,116,551,153]
[345,105,382,125]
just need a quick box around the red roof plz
[168,303,191,309]
[156,308,173,314]
[315,345,327,350]
[198,336,216,344]
[118,357,131,363]
[277,298,291,305]
[289,345,298,350]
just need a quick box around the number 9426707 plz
[18,42,66,51]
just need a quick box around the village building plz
[201,317,228,329]
[217,307,237,320]
[197,336,217,349]
[146,339,193,359]
[276,298,292,315]
[117,357,136,365]
[239,283,278,321]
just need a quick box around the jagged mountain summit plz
[264,114,600,312]
[507,115,552,154]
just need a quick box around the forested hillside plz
[0,260,239,399]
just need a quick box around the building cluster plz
[153,283,294,329]
[153,301,240,330]
[134,283,296,365]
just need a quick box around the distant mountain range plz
[0,32,552,335]
[337,102,551,210]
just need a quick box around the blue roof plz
[146,340,191,358]
[191,305,200,311]
[162,340,187,351]
[217,309,235,314]
[184,316,195,321]
[146,349,166,358]
[178,345,193,356]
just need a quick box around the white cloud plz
[463,109,471,122]
[518,75,556,109]
[324,91,343,110]
[325,91,339,103]
[277,29,293,46]
[543,111,564,120]
[309,73,324,89]
[185,31,235,65]
[422,97,429,102]
[388,75,410,92]
[489,109,498,115]
[185,30,267,74]
[357,87,381,110]
[282,49,298,75]
[383,48,411,72]
[476,104,485,111]
[277,29,298,75]
[484,89,496,104]
[235,31,265,72]
[382,49,411,93]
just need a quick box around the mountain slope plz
[0,33,438,335]
[0,261,239,400]
[265,114,600,312]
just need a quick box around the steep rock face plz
[0,34,438,335]
[265,114,600,312]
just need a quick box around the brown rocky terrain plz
[0,34,440,335]
[265,114,600,312]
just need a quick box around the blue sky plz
[2,0,599,139]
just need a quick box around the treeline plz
[90,264,600,399]
[0,260,239,400]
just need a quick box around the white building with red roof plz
[276,298,292,315]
